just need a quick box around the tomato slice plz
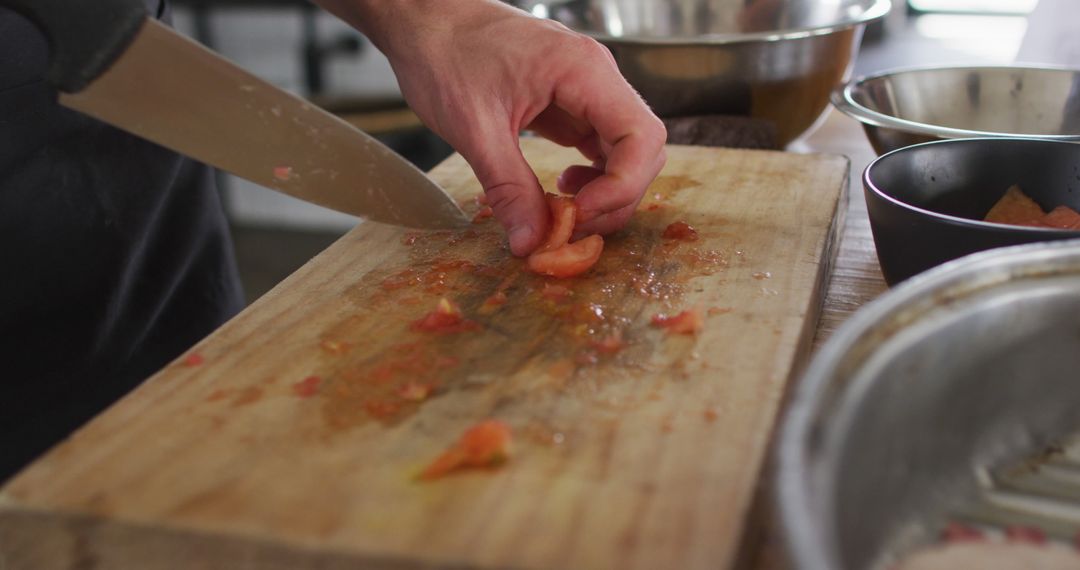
[537,194,576,253]
[527,234,604,278]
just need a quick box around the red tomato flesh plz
[537,194,576,253]
[651,309,704,335]
[527,235,604,278]
[472,206,494,223]
[420,419,512,480]
[941,522,984,543]
[410,298,480,334]
[1041,205,1080,229]
[663,221,699,241]
[292,375,322,398]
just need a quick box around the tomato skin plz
[183,353,204,367]
[527,235,604,278]
[651,309,704,335]
[537,194,577,253]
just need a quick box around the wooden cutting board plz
[0,139,847,570]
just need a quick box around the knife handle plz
[1,0,147,93]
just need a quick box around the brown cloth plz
[662,115,779,150]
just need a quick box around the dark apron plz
[0,0,244,479]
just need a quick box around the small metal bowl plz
[525,0,891,146]
[833,65,1080,154]
[779,239,1080,569]
[864,137,1080,285]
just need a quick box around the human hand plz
[327,0,667,255]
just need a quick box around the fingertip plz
[508,224,538,256]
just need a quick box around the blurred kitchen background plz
[167,0,1050,304]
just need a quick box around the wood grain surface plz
[0,139,848,570]
[744,110,890,570]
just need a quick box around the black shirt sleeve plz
[0,0,245,480]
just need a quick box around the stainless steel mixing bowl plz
[833,65,1080,154]
[523,0,891,146]
[778,240,1080,569]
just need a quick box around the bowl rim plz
[530,0,892,45]
[776,237,1080,569]
[863,137,1080,235]
[832,63,1080,140]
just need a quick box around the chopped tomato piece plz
[984,185,1046,226]
[364,399,402,419]
[663,221,699,241]
[651,309,704,335]
[292,375,321,398]
[272,166,293,181]
[482,291,508,308]
[527,234,604,278]
[541,283,573,300]
[320,339,350,354]
[1005,525,1047,544]
[589,330,625,354]
[472,206,494,223]
[183,352,204,367]
[411,298,481,334]
[537,194,576,253]
[419,419,512,481]
[1041,205,1080,229]
[396,382,434,402]
[941,522,983,543]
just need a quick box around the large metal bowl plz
[524,0,891,146]
[864,137,1080,285]
[833,65,1080,154]
[778,239,1080,569]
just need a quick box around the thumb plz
[460,134,549,256]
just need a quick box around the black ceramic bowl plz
[864,138,1080,285]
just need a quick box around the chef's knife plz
[4,0,469,230]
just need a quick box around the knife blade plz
[7,0,469,230]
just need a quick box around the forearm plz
[310,0,470,56]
